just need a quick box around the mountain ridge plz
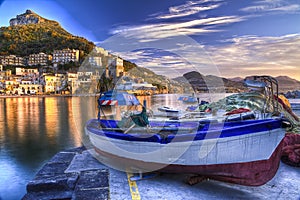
[275,76,300,92]
[173,71,247,93]
[174,72,300,93]
[0,10,95,57]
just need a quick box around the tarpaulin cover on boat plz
[99,90,140,106]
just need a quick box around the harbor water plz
[0,94,300,200]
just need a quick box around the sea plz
[0,94,300,200]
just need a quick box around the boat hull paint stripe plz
[86,118,283,143]
[86,127,285,165]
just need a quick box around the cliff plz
[9,10,56,26]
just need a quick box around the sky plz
[1,0,300,80]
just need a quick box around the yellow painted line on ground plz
[126,172,141,200]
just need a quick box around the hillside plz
[275,76,300,92]
[124,61,187,93]
[230,75,300,92]
[173,71,247,93]
[0,10,95,58]
[228,77,243,82]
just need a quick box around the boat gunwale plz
[86,118,284,144]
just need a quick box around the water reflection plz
[0,93,228,200]
[0,96,85,200]
[72,96,98,148]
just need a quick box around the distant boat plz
[178,95,198,104]
[157,106,180,113]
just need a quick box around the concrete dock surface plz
[23,147,300,200]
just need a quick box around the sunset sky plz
[1,0,300,80]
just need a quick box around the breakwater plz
[22,147,109,200]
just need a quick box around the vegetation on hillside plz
[0,22,95,59]
[125,64,187,93]
[123,60,138,72]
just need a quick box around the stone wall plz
[22,147,110,200]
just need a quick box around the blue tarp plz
[99,90,140,106]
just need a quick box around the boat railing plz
[244,75,279,117]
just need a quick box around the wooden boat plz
[87,76,289,186]
[86,117,286,186]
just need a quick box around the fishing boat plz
[86,76,290,186]
[178,95,198,104]
[86,117,285,186]
[157,106,181,118]
[157,106,180,113]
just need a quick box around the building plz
[4,79,17,94]
[108,56,124,79]
[0,55,24,66]
[95,47,108,56]
[16,67,39,77]
[67,72,78,94]
[0,70,12,80]
[43,74,64,93]
[115,77,157,95]
[89,56,102,66]
[18,79,43,95]
[77,71,93,83]
[52,49,80,64]
[28,52,52,66]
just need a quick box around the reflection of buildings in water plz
[7,98,30,140]
[71,97,83,137]
[66,97,82,147]
[154,94,182,109]
[137,96,152,109]
[2,97,43,141]
[44,97,60,143]
[5,98,18,138]
[71,96,97,146]
[0,99,5,144]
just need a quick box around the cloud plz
[109,0,246,43]
[111,16,244,42]
[104,1,300,80]
[206,34,300,79]
[150,0,223,20]
[107,33,300,80]
[241,0,300,13]
[112,49,195,78]
[156,4,222,19]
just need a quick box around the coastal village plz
[0,46,158,96]
[0,10,158,96]
[2,10,300,97]
[1,8,300,200]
